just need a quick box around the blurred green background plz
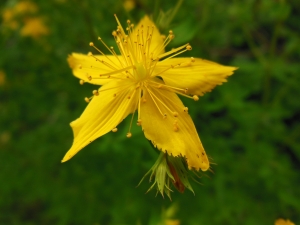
[1,0,299,224]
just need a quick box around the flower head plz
[2,1,48,39]
[62,15,237,171]
[275,219,295,225]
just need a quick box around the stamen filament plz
[148,80,187,93]
[146,87,175,116]
[145,87,165,117]
[90,43,122,70]
[156,43,189,60]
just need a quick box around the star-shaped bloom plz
[62,15,237,171]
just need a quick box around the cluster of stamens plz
[78,15,201,138]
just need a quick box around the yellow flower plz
[123,0,136,11]
[165,220,180,225]
[0,70,6,86]
[20,17,49,38]
[275,219,295,225]
[62,15,237,171]
[14,1,38,14]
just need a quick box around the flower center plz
[134,62,147,81]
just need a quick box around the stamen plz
[89,42,122,70]
[193,95,199,101]
[79,80,84,85]
[84,97,90,103]
[145,87,166,118]
[147,87,175,116]
[97,82,133,98]
[137,86,142,124]
[149,80,187,93]
[88,52,116,70]
[186,45,192,50]
[137,119,142,126]
[112,128,118,132]
[92,90,99,96]
[156,43,189,61]
[114,14,126,36]
[151,30,174,57]
[183,107,188,112]
[173,120,179,132]
[161,46,191,62]
[126,88,138,136]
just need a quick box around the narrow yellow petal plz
[140,84,209,171]
[68,53,123,85]
[155,58,237,96]
[62,79,138,162]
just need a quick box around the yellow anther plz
[89,42,94,46]
[137,119,142,126]
[163,113,167,119]
[173,124,179,132]
[97,37,102,40]
[110,46,114,50]
[183,107,188,112]
[161,35,166,40]
[131,24,134,28]
[193,95,199,101]
[169,34,175,40]
[127,20,130,24]
[92,90,99,96]
[88,52,93,56]
[112,31,117,36]
[84,97,90,103]
[126,132,132,138]
[191,57,195,62]
[186,45,192,50]
[79,80,84,85]
[112,128,118,132]
[173,112,178,117]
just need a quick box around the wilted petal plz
[140,84,209,171]
[62,79,138,162]
[155,58,237,96]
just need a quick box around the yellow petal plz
[68,53,123,85]
[155,58,237,96]
[140,84,209,171]
[132,15,165,57]
[62,79,138,162]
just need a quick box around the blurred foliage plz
[0,0,300,224]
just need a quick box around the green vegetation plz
[0,0,299,224]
